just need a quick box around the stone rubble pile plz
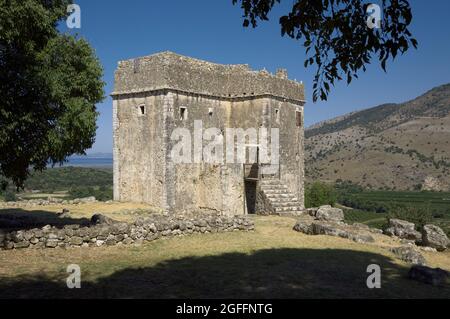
[390,246,427,266]
[294,206,450,275]
[0,213,254,250]
[384,219,422,243]
[294,205,378,244]
[383,218,449,252]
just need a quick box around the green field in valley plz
[346,190,450,211]
[339,189,450,236]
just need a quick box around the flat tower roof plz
[112,51,305,103]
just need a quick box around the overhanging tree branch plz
[233,0,417,101]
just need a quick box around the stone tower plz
[112,51,305,215]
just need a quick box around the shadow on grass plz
[0,208,90,231]
[0,248,448,298]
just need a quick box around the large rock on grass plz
[90,214,118,226]
[390,246,426,265]
[293,220,312,234]
[384,219,422,242]
[315,205,344,222]
[421,224,449,251]
[297,220,375,244]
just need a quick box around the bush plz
[2,190,17,202]
[305,182,337,208]
[24,167,113,192]
[387,205,433,230]
[68,186,113,201]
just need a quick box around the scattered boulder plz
[421,224,449,252]
[315,205,344,222]
[293,220,311,234]
[384,219,422,242]
[390,246,426,265]
[348,232,375,244]
[305,207,318,217]
[408,265,449,286]
[310,221,348,238]
[388,219,415,231]
[293,207,378,244]
[90,214,118,226]
[297,220,375,244]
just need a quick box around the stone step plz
[261,187,289,193]
[274,206,303,212]
[260,179,282,185]
[260,183,287,188]
[265,193,297,199]
[259,179,304,215]
[277,211,305,217]
[270,201,302,208]
[268,197,299,203]
[266,196,298,202]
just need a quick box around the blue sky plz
[62,0,450,153]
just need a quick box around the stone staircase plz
[259,179,304,215]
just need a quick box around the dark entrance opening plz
[244,180,257,214]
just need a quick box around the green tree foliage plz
[232,0,417,101]
[68,185,112,201]
[24,167,112,192]
[305,181,337,208]
[0,0,105,188]
[1,189,17,202]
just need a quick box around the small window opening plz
[275,109,280,123]
[208,107,213,117]
[296,111,303,127]
[180,106,187,120]
[139,105,145,115]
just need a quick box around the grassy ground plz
[343,209,388,229]
[0,205,449,298]
[0,202,160,228]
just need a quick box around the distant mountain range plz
[305,83,450,191]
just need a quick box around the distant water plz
[51,154,113,168]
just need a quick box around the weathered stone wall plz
[113,91,167,206]
[0,214,254,250]
[112,52,305,214]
